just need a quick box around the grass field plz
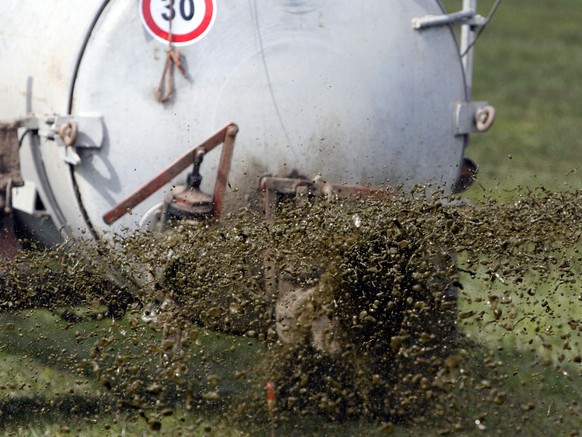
[448,0,582,198]
[1,1,581,435]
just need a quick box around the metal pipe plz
[412,10,474,30]
[461,0,477,99]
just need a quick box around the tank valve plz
[161,149,213,222]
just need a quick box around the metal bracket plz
[32,114,105,165]
[102,123,238,225]
[412,10,487,30]
[260,176,394,221]
[454,101,496,135]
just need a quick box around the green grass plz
[442,0,582,199]
[0,308,579,436]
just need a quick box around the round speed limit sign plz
[139,0,216,46]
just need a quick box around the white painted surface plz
[2,0,468,240]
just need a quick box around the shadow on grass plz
[0,394,111,429]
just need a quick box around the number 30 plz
[162,0,195,21]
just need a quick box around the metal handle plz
[102,123,238,225]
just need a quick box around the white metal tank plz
[0,0,493,242]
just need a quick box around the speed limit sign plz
[139,0,216,46]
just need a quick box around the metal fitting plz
[475,105,496,131]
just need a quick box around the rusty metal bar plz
[211,124,238,220]
[102,123,238,225]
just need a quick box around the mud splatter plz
[0,188,580,434]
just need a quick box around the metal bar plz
[461,0,478,99]
[102,123,237,225]
[412,10,475,30]
[211,124,239,220]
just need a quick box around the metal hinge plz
[31,114,105,165]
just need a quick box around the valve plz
[161,149,214,222]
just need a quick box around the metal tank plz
[0,0,494,244]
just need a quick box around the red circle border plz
[141,0,215,44]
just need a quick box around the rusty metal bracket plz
[260,176,394,221]
[102,123,238,225]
